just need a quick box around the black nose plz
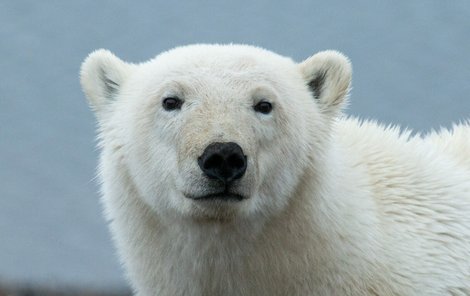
[198,142,247,184]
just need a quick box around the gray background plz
[1,0,469,291]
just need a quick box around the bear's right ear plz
[80,49,132,115]
[299,50,352,115]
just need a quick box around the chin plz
[180,191,251,223]
[186,201,241,223]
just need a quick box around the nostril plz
[227,153,245,169]
[203,154,224,170]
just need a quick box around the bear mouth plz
[185,191,245,202]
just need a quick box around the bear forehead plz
[137,44,299,90]
[145,44,296,74]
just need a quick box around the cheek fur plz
[120,99,184,210]
[252,101,311,208]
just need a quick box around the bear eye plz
[162,97,183,111]
[253,101,273,114]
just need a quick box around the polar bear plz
[80,44,470,295]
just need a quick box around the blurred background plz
[1,1,469,295]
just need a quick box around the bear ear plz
[80,49,132,115]
[299,50,352,114]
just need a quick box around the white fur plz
[81,44,470,295]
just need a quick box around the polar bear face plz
[81,45,351,221]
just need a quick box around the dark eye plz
[253,101,273,114]
[162,97,183,111]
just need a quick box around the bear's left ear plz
[299,50,352,114]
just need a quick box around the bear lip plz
[185,191,245,202]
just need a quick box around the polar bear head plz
[81,44,351,222]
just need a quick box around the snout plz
[197,142,247,184]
